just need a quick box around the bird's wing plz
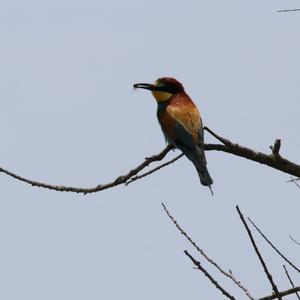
[172,121,195,150]
[166,103,202,145]
[165,103,208,167]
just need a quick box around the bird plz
[134,77,213,194]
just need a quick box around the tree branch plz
[277,8,300,12]
[162,203,254,300]
[283,265,300,300]
[258,286,300,300]
[165,204,300,300]
[236,206,282,299]
[0,145,174,194]
[1,129,300,193]
[204,128,300,178]
[248,217,300,273]
[125,153,184,186]
[184,250,236,300]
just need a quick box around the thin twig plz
[278,8,300,12]
[184,250,236,300]
[258,286,300,300]
[289,235,300,247]
[236,206,282,299]
[162,203,254,300]
[248,217,300,273]
[283,265,300,300]
[0,145,174,194]
[204,126,230,145]
[287,177,300,183]
[287,177,300,189]
[125,153,184,185]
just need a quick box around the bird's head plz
[134,77,184,102]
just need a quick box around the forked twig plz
[184,250,236,300]
[287,177,300,189]
[248,217,300,273]
[162,202,254,299]
[236,206,282,299]
[258,286,300,300]
[204,126,230,145]
[125,153,183,185]
[283,265,300,300]
[0,145,174,194]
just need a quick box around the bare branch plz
[248,217,300,273]
[1,128,300,193]
[0,145,174,194]
[278,8,300,12]
[204,126,231,145]
[204,128,300,178]
[283,265,300,300]
[125,153,183,186]
[258,286,300,300]
[162,203,254,300]
[184,250,236,300]
[236,206,282,299]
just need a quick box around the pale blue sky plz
[0,1,300,299]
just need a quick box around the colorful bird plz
[134,77,213,193]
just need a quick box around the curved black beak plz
[133,83,156,91]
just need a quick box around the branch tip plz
[204,127,230,145]
[184,250,236,300]
[236,206,281,299]
[248,217,300,273]
[277,8,300,12]
[162,203,254,299]
[270,139,281,156]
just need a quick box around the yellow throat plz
[151,90,172,102]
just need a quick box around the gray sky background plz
[0,1,300,299]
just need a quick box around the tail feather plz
[196,165,213,186]
[177,144,213,194]
[196,165,214,195]
[193,145,213,195]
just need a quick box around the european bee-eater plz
[134,77,213,193]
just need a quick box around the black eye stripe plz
[155,85,178,93]
[155,82,172,91]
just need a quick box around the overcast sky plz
[0,1,300,299]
